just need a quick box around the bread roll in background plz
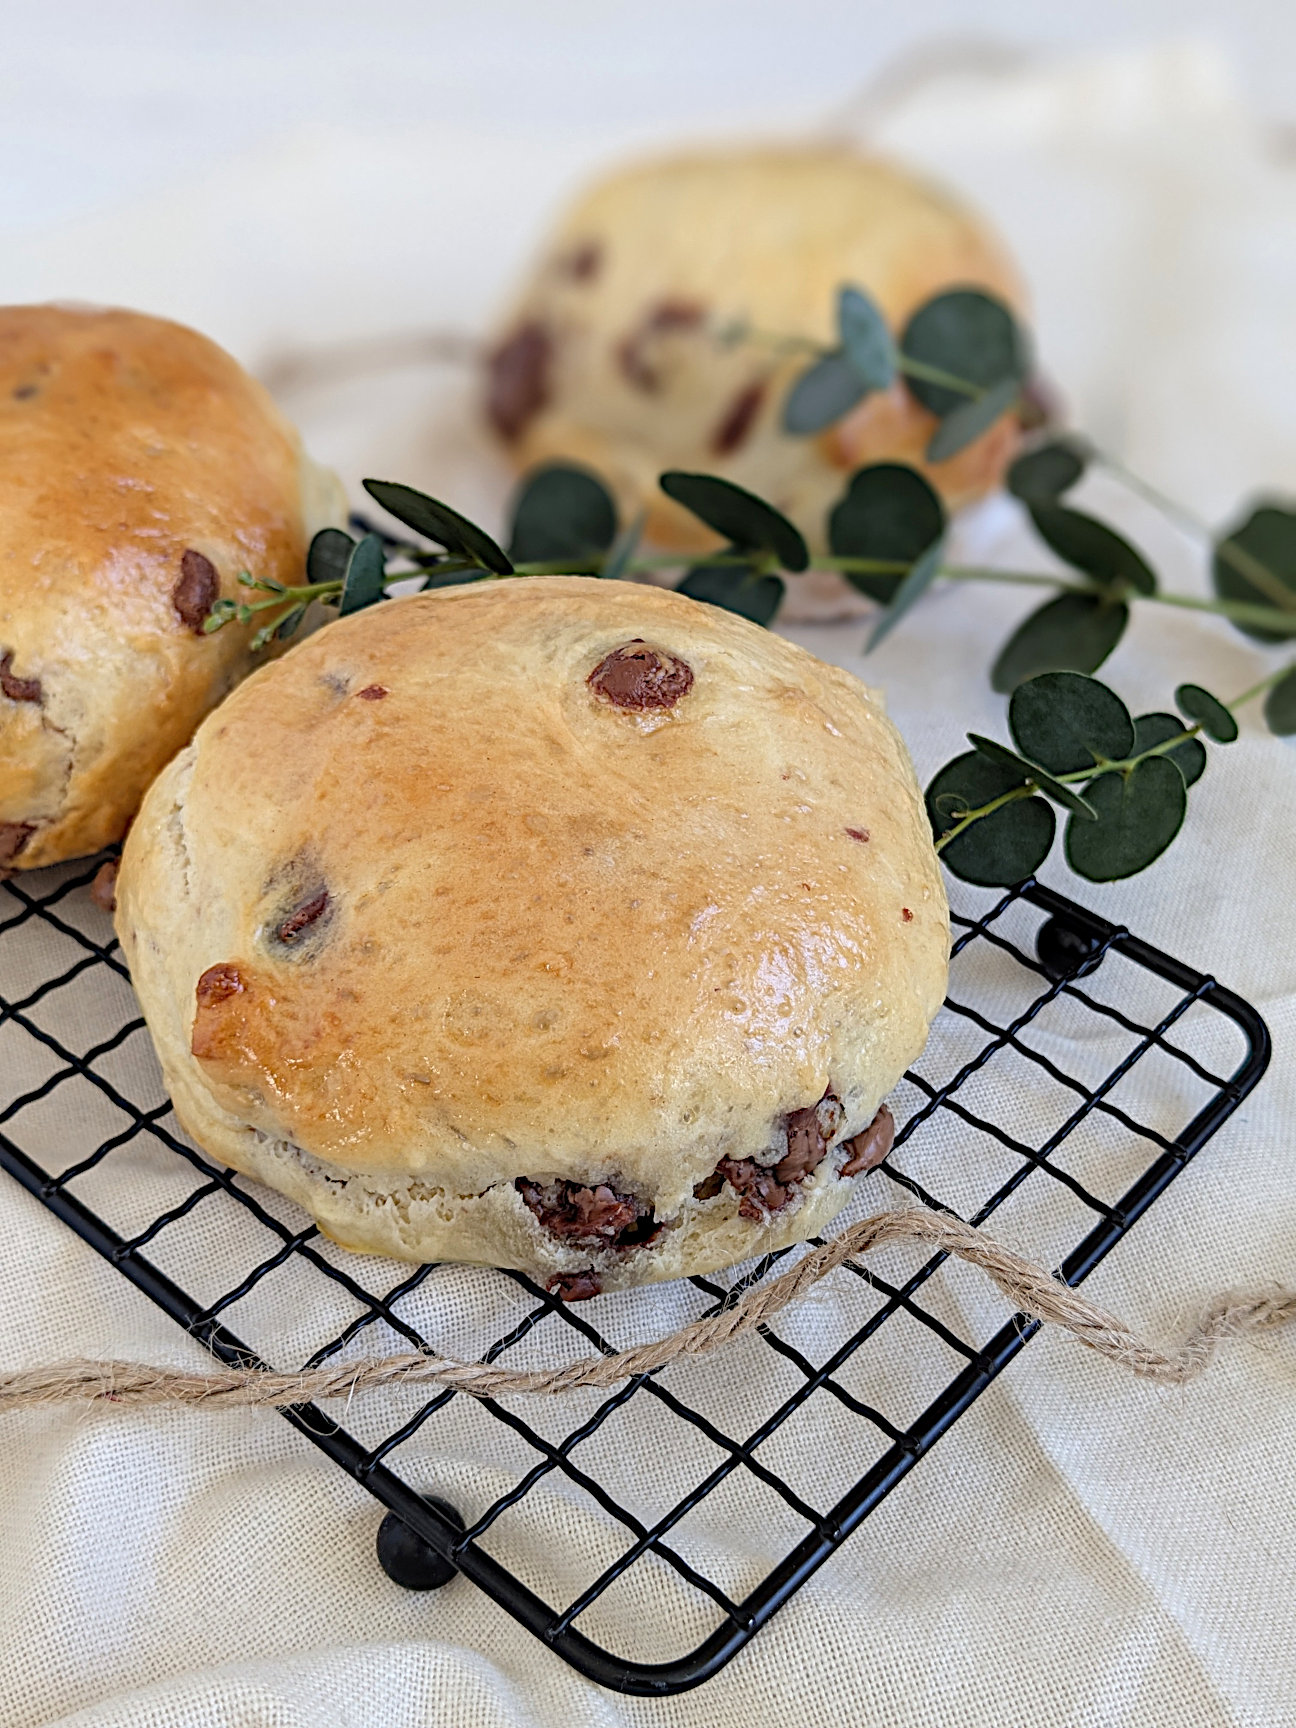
[0,304,346,870]
[116,577,948,1296]
[483,145,1027,578]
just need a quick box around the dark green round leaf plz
[307,526,355,587]
[1065,756,1187,882]
[1132,713,1206,787]
[828,463,945,604]
[508,463,617,565]
[338,533,388,617]
[419,567,490,591]
[1175,682,1238,743]
[900,289,1028,418]
[838,286,896,392]
[1007,439,1088,503]
[991,592,1128,693]
[274,603,308,641]
[1028,504,1156,596]
[783,352,869,435]
[676,563,785,627]
[865,539,944,651]
[926,751,1054,887]
[925,377,1021,463]
[1009,671,1134,775]
[363,479,513,575]
[659,472,808,572]
[1212,505,1296,643]
[1263,666,1296,735]
[967,734,1096,818]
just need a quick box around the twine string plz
[1,1209,1292,1411]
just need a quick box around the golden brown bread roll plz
[0,304,345,870]
[484,145,1027,560]
[116,577,948,1295]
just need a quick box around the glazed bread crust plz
[0,303,345,868]
[484,146,1027,555]
[117,578,948,1289]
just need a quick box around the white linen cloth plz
[2,38,1295,1728]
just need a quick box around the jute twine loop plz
[1,1209,1292,1412]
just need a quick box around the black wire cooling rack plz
[0,859,1271,1695]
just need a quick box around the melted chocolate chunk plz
[548,1270,602,1302]
[587,640,694,711]
[0,652,41,703]
[616,298,706,393]
[11,384,38,401]
[517,1177,659,1250]
[0,822,34,865]
[90,860,118,913]
[276,889,329,944]
[173,550,219,634]
[839,1104,895,1178]
[357,684,388,701]
[486,321,552,442]
[845,827,869,844]
[562,240,602,283]
[702,1090,845,1221]
[195,962,245,1008]
[710,379,767,456]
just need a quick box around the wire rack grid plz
[0,859,1271,1696]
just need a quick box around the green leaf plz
[1175,682,1238,743]
[966,734,1096,818]
[308,527,355,588]
[838,286,896,391]
[659,472,808,571]
[926,751,1055,887]
[1007,439,1088,503]
[1132,713,1206,786]
[991,593,1129,693]
[676,562,785,626]
[508,463,617,564]
[363,479,513,575]
[1009,671,1134,775]
[1263,666,1296,735]
[338,533,388,617]
[925,378,1021,462]
[783,352,869,434]
[419,567,489,591]
[1028,504,1157,595]
[274,603,308,641]
[865,539,944,651]
[1065,757,1187,882]
[1212,505,1296,643]
[828,463,945,604]
[900,289,1028,418]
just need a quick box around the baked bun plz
[0,304,346,870]
[117,577,948,1295]
[484,145,1026,560]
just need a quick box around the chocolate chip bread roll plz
[117,577,948,1296]
[0,304,346,870]
[484,145,1027,558]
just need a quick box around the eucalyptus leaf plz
[991,593,1128,693]
[307,526,355,588]
[1212,505,1296,643]
[865,539,944,651]
[338,533,388,617]
[838,286,896,391]
[1065,756,1187,882]
[676,562,785,626]
[783,352,869,434]
[1132,713,1206,787]
[659,471,808,572]
[419,567,490,591]
[966,734,1096,818]
[1007,439,1088,503]
[925,751,1055,887]
[508,463,617,564]
[925,377,1022,463]
[1263,666,1296,735]
[1028,504,1157,595]
[363,479,513,575]
[274,603,308,641]
[1009,671,1134,775]
[900,289,1028,418]
[1174,683,1238,744]
[828,463,945,604]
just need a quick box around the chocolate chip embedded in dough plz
[776,1091,844,1185]
[616,298,706,393]
[195,962,245,1009]
[276,888,330,945]
[547,1270,602,1302]
[710,379,767,456]
[587,641,694,711]
[845,827,869,844]
[357,684,388,701]
[0,822,34,864]
[562,240,602,283]
[839,1104,896,1178]
[517,1176,659,1250]
[485,321,552,442]
[173,550,219,633]
[0,652,41,703]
